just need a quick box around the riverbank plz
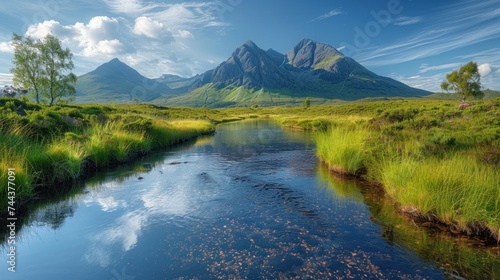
[267,99,500,242]
[0,99,229,212]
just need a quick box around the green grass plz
[315,125,369,175]
[381,154,500,237]
[280,97,500,240]
[84,121,150,167]
[0,132,32,205]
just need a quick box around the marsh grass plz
[315,125,370,175]
[84,122,150,167]
[149,119,214,149]
[0,132,32,205]
[381,154,500,236]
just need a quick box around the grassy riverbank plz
[285,99,500,241]
[0,99,219,210]
[2,97,499,242]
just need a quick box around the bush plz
[381,108,419,123]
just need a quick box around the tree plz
[440,61,484,101]
[11,33,44,103]
[10,33,77,105]
[39,34,77,105]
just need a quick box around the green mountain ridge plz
[75,58,173,103]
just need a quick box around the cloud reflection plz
[83,156,224,268]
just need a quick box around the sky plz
[0,0,499,92]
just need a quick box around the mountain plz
[75,58,171,103]
[285,39,428,97]
[194,40,300,90]
[165,39,430,107]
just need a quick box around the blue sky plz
[0,0,499,92]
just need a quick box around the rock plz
[458,102,471,109]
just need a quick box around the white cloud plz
[478,63,492,77]
[418,62,462,74]
[92,39,124,55]
[174,30,194,39]
[102,0,146,15]
[478,64,500,90]
[0,42,13,53]
[132,16,164,38]
[390,72,444,92]
[25,17,125,58]
[312,8,344,22]
[393,16,423,26]
[0,1,233,79]
[0,73,13,86]
[147,3,224,30]
[356,1,500,67]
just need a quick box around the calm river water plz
[1,120,498,279]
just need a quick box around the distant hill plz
[154,74,201,94]
[483,89,500,99]
[165,39,430,107]
[425,89,500,100]
[75,58,172,103]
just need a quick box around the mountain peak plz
[287,39,344,70]
[296,38,315,47]
[91,58,138,78]
[107,58,124,64]
[201,39,298,89]
[243,40,257,48]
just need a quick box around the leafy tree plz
[11,33,44,103]
[10,33,77,105]
[39,34,77,105]
[440,61,484,101]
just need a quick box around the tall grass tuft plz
[380,153,500,236]
[149,119,214,149]
[315,125,369,175]
[85,122,151,167]
[0,131,33,206]
[47,140,86,181]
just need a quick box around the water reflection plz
[31,200,78,229]
[318,163,500,280]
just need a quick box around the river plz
[1,120,498,279]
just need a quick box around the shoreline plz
[0,129,215,219]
